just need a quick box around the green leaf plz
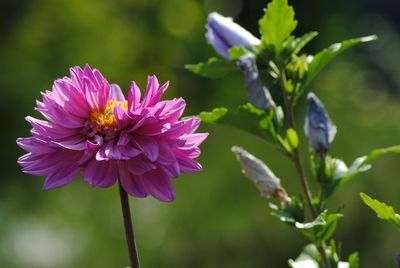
[348,252,359,268]
[315,213,343,243]
[228,46,250,61]
[185,58,237,79]
[259,0,298,54]
[321,145,400,199]
[198,104,277,143]
[360,193,400,230]
[270,196,305,224]
[289,244,319,268]
[286,128,299,150]
[304,35,377,89]
[197,107,228,123]
[288,31,319,55]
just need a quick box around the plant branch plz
[279,68,331,268]
[118,180,140,268]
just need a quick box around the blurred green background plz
[1,0,400,267]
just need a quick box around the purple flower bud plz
[237,54,275,110]
[206,12,260,60]
[304,92,337,155]
[232,146,290,203]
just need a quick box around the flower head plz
[304,92,336,155]
[17,65,208,202]
[237,53,275,110]
[206,12,260,60]
[231,146,289,202]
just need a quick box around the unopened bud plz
[206,12,260,60]
[232,146,290,203]
[237,54,275,110]
[304,92,336,156]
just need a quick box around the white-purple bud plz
[206,12,261,60]
[232,146,290,202]
[237,54,275,110]
[304,92,337,155]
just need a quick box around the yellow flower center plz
[90,100,128,130]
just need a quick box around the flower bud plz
[304,92,337,155]
[206,12,260,60]
[232,146,290,202]
[237,54,276,110]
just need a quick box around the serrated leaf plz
[303,35,377,90]
[185,57,237,79]
[228,46,251,61]
[360,193,400,230]
[198,103,277,143]
[289,244,319,268]
[259,0,298,54]
[198,107,228,123]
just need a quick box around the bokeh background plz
[1,0,400,267]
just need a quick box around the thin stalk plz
[118,180,140,268]
[279,68,331,268]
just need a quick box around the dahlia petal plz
[162,117,201,139]
[119,145,142,159]
[114,106,130,129]
[157,98,186,123]
[43,166,80,190]
[179,133,209,148]
[110,84,126,102]
[86,135,103,151]
[148,81,169,106]
[51,137,87,150]
[157,141,176,165]
[143,170,176,202]
[126,157,156,175]
[117,132,131,146]
[118,161,149,197]
[17,137,56,155]
[128,82,141,112]
[160,162,180,178]
[26,117,77,140]
[84,65,101,90]
[176,147,201,158]
[141,75,159,107]
[176,156,202,173]
[39,94,85,128]
[70,66,85,89]
[132,136,159,162]
[84,78,100,110]
[83,158,118,187]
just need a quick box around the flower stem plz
[118,180,140,268]
[279,69,331,268]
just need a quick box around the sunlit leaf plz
[303,35,377,89]
[198,104,277,143]
[228,46,251,61]
[289,31,318,55]
[360,193,400,230]
[322,145,400,199]
[185,57,237,79]
[259,0,297,54]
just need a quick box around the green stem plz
[118,180,140,268]
[279,68,331,268]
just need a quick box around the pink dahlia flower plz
[17,65,207,202]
